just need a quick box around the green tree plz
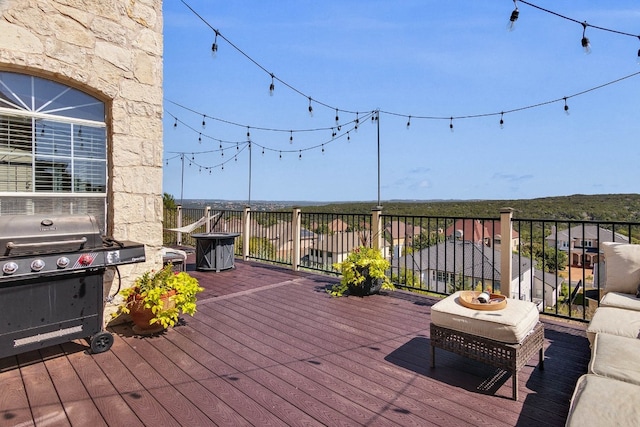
[163,193,177,210]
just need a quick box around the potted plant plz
[115,263,204,334]
[330,246,394,297]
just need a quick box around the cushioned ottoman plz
[586,307,640,344]
[430,291,544,400]
[589,333,640,386]
[431,291,540,344]
[566,374,640,427]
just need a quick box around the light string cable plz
[165,99,368,136]
[179,0,640,130]
[166,111,249,149]
[166,141,251,172]
[518,0,640,38]
[165,109,376,169]
[179,0,363,117]
[381,70,640,126]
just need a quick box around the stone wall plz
[0,0,164,321]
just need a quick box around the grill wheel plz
[89,331,114,353]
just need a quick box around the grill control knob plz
[31,259,45,272]
[57,257,70,268]
[78,254,94,266]
[2,262,18,275]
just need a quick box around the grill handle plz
[6,237,88,250]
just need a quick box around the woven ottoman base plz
[430,322,544,400]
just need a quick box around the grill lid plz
[0,215,102,257]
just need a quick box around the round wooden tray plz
[458,291,507,311]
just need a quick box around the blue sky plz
[162,1,640,203]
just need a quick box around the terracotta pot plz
[129,290,176,334]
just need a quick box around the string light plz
[289,130,293,144]
[269,74,275,96]
[246,126,251,141]
[449,117,454,132]
[308,97,313,116]
[581,22,591,54]
[298,150,302,160]
[321,144,325,154]
[563,97,570,115]
[406,116,411,129]
[198,133,202,143]
[202,115,206,128]
[335,108,339,125]
[211,30,219,57]
[173,118,177,128]
[507,0,519,32]
[500,112,504,129]
[637,36,640,64]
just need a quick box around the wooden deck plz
[0,257,590,426]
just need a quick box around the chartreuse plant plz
[330,246,394,297]
[116,263,204,328]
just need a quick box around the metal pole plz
[376,110,381,208]
[248,142,252,207]
[180,153,184,206]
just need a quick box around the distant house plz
[246,220,315,261]
[392,240,535,302]
[533,270,562,309]
[304,231,364,269]
[385,221,423,260]
[545,225,629,268]
[445,219,519,249]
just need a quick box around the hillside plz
[300,194,640,223]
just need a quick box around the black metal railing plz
[163,205,640,322]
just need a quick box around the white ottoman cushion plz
[431,291,539,344]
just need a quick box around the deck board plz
[0,258,591,426]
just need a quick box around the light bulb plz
[308,98,313,117]
[581,23,591,54]
[507,1,519,32]
[269,74,275,96]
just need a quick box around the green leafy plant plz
[330,246,394,297]
[115,263,204,329]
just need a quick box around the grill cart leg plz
[89,331,114,354]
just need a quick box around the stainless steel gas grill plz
[0,214,146,358]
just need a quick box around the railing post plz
[243,206,250,260]
[500,207,514,298]
[176,205,183,246]
[292,207,301,271]
[205,206,211,233]
[372,206,383,252]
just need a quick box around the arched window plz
[0,72,107,231]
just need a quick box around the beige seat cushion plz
[589,333,640,386]
[586,307,640,344]
[430,291,539,344]
[601,242,640,295]
[566,374,640,427]
[600,291,640,312]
